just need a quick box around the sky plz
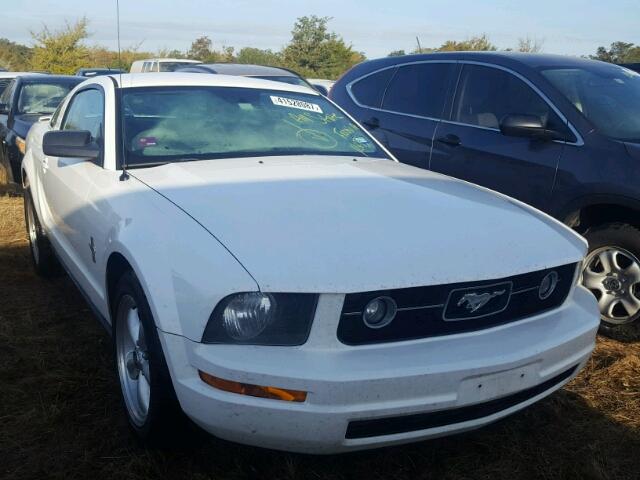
[5,0,640,59]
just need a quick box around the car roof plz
[358,51,613,72]
[0,72,45,79]
[109,72,318,94]
[136,58,201,63]
[186,63,299,77]
[17,74,85,84]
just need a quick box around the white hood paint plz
[132,156,586,293]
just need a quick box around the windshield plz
[159,62,199,72]
[17,82,75,115]
[121,86,387,166]
[541,64,640,142]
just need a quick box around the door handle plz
[436,134,461,147]
[362,116,380,130]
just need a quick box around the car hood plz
[131,156,586,293]
[624,141,640,161]
[13,114,41,138]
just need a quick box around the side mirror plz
[0,103,9,115]
[43,130,100,159]
[499,114,566,141]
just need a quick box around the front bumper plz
[159,286,599,454]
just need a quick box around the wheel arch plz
[561,195,640,233]
[106,251,134,320]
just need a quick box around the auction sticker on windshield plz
[270,96,323,113]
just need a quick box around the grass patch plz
[0,195,639,480]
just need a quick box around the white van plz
[130,58,202,73]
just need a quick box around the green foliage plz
[0,38,32,70]
[29,18,90,74]
[236,47,282,66]
[591,41,640,63]
[281,15,365,79]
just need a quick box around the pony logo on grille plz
[444,281,513,321]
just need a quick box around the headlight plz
[16,136,26,155]
[202,292,318,345]
[222,292,275,340]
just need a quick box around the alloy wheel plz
[116,294,151,426]
[582,246,640,325]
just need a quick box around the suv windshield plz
[17,82,76,115]
[122,86,387,166]
[541,64,640,142]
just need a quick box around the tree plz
[517,36,544,53]
[591,41,640,63]
[387,49,406,57]
[0,38,32,70]
[437,34,496,52]
[236,47,281,65]
[282,15,365,79]
[30,18,90,74]
[187,35,215,61]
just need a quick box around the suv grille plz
[338,263,577,345]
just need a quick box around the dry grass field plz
[1,194,639,480]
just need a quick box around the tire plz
[112,270,192,446]
[582,222,640,339]
[23,188,60,278]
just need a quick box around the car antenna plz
[115,0,129,181]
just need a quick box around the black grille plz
[345,365,577,439]
[338,263,577,345]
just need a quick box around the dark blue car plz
[0,74,83,184]
[331,52,640,334]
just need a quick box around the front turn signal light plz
[16,136,26,155]
[199,370,307,402]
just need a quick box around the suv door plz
[353,62,456,169]
[430,63,573,212]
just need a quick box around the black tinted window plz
[350,68,395,108]
[62,89,104,140]
[453,64,566,133]
[382,63,454,118]
[0,79,12,98]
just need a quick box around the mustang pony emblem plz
[457,290,506,313]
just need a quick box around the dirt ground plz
[1,194,639,480]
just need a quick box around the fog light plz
[539,271,559,299]
[362,296,397,328]
[199,371,307,402]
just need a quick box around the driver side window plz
[62,89,104,142]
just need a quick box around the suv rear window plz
[350,68,396,108]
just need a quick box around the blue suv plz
[331,52,640,334]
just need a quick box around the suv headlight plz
[202,292,318,345]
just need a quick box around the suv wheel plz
[582,223,640,336]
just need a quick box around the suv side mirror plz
[499,114,566,141]
[43,130,100,160]
[0,103,9,115]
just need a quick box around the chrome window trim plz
[346,59,584,147]
[345,60,457,123]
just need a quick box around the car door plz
[0,79,15,182]
[42,86,107,299]
[430,63,572,212]
[356,62,457,170]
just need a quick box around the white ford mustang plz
[21,73,599,454]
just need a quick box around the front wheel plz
[581,223,640,338]
[23,188,60,277]
[113,271,191,445]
